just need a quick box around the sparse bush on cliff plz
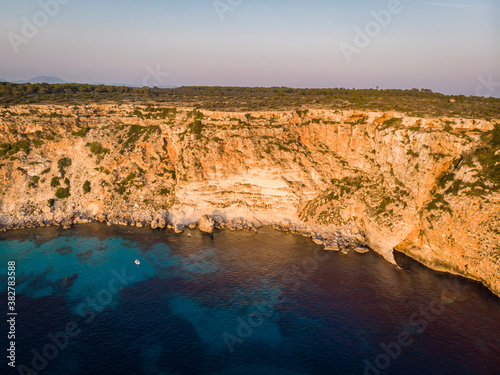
[32,139,44,148]
[475,123,500,190]
[0,140,30,157]
[50,177,60,187]
[58,158,72,176]
[187,119,204,136]
[88,142,110,155]
[28,176,39,188]
[425,194,452,216]
[186,110,205,136]
[380,117,402,130]
[374,197,394,216]
[140,106,176,120]
[120,125,160,153]
[351,118,368,125]
[132,109,144,118]
[407,149,419,158]
[159,188,170,196]
[0,143,11,157]
[330,176,366,197]
[72,127,90,137]
[47,199,55,207]
[114,172,137,195]
[55,187,71,199]
[83,181,91,194]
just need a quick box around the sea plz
[0,224,499,375]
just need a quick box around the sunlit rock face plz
[0,105,498,296]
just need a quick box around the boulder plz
[324,241,340,251]
[174,223,185,233]
[199,215,215,234]
[158,218,166,229]
[279,219,291,230]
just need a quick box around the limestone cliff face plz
[1,105,499,296]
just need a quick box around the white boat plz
[135,259,140,265]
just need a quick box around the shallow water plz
[0,224,499,375]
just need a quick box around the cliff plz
[1,104,499,296]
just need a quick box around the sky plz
[0,0,499,96]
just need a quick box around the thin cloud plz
[421,2,489,10]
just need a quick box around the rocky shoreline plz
[0,211,370,254]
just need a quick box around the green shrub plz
[380,117,403,130]
[88,141,109,155]
[72,127,90,137]
[83,180,91,194]
[55,187,71,199]
[407,149,419,158]
[188,119,204,135]
[133,109,143,118]
[120,125,160,152]
[50,177,60,187]
[0,143,11,156]
[0,140,30,156]
[58,158,72,176]
[159,188,170,196]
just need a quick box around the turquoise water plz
[0,224,499,375]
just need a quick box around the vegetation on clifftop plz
[1,83,499,118]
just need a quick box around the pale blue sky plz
[0,0,499,96]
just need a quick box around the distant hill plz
[22,76,67,84]
[3,76,67,84]
[2,77,176,88]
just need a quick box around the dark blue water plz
[0,224,499,375]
